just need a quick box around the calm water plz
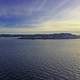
[0,38,80,80]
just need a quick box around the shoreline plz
[0,33,80,40]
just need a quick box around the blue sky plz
[0,0,80,34]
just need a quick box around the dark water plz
[0,38,80,80]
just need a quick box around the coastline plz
[0,33,80,40]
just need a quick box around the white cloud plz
[54,0,80,20]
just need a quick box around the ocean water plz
[0,38,80,80]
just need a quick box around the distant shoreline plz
[0,33,80,40]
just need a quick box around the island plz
[0,33,80,40]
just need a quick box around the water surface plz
[0,38,80,80]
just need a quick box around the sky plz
[0,0,80,34]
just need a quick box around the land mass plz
[0,33,80,39]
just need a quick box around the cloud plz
[0,19,80,33]
[35,20,80,32]
[0,0,80,33]
[54,0,80,20]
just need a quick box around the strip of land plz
[0,33,80,39]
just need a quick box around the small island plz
[0,33,80,40]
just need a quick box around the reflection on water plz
[0,38,80,80]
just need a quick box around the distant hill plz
[0,33,80,39]
[18,33,80,39]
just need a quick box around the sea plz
[0,38,80,80]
